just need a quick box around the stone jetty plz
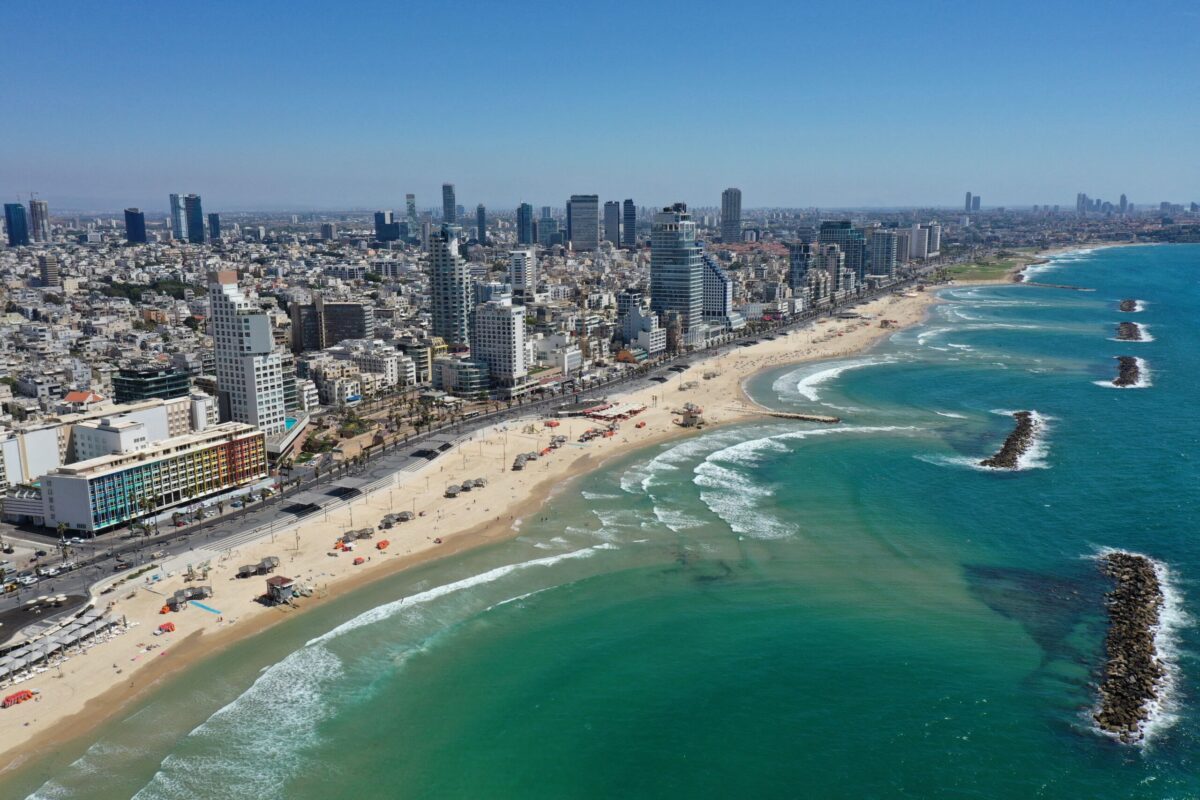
[1093,551,1166,743]
[979,411,1038,469]
[1119,299,1139,313]
[1115,322,1142,341]
[1112,356,1140,387]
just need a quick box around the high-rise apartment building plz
[649,203,704,332]
[289,297,376,352]
[320,223,336,240]
[720,188,742,243]
[184,194,205,243]
[208,213,221,240]
[622,199,636,248]
[818,244,848,292]
[169,193,188,240]
[702,253,733,320]
[124,208,147,243]
[38,254,60,287]
[28,199,50,242]
[1119,194,1128,215]
[5,203,30,246]
[476,204,487,244]
[405,193,417,226]
[429,225,472,346]
[509,248,537,296]
[516,203,534,245]
[208,270,287,435]
[566,194,599,251]
[442,184,457,223]
[603,201,621,245]
[787,240,816,291]
[868,230,898,276]
[909,223,930,260]
[471,297,528,394]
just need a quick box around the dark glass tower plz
[184,194,205,243]
[4,203,30,246]
[124,208,148,243]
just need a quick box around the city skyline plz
[2,1,1196,210]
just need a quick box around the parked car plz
[34,549,48,557]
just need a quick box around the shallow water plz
[9,244,1199,799]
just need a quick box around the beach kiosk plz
[265,575,296,605]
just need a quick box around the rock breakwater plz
[1112,356,1140,387]
[979,411,1039,469]
[1115,322,1142,341]
[1119,299,1139,313]
[1093,551,1166,744]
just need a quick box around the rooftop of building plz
[49,422,262,478]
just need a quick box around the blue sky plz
[2,0,1197,211]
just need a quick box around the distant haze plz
[2,0,1196,212]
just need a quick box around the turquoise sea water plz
[7,244,1199,799]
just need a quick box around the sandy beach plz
[0,288,939,771]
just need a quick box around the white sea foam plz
[694,426,921,539]
[785,357,894,402]
[308,545,614,646]
[580,490,622,500]
[130,644,346,800]
[934,411,968,419]
[1093,357,1152,389]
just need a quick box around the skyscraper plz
[28,199,50,242]
[509,249,537,297]
[5,203,30,246]
[909,223,930,260]
[516,203,534,245]
[965,192,973,213]
[720,188,742,243]
[1119,194,1128,214]
[471,297,528,394]
[208,213,222,240]
[124,208,147,243]
[374,210,400,241]
[649,203,704,333]
[603,201,621,245]
[868,230,898,276]
[818,221,866,278]
[208,270,287,435]
[429,225,473,346]
[702,253,733,320]
[442,184,456,223]
[38,254,60,287]
[622,199,636,248]
[787,240,815,291]
[169,193,188,240]
[184,194,205,243]
[405,193,418,226]
[566,194,599,251]
[971,195,980,212]
[476,204,487,244]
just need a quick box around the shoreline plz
[0,287,938,775]
[946,242,1131,287]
